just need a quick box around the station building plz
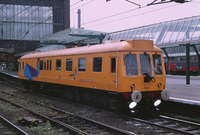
[0,0,70,69]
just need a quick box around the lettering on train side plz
[78,79,93,83]
[69,69,79,80]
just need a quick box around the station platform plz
[166,75,200,106]
[0,69,200,106]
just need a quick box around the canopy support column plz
[192,45,200,76]
[186,43,190,86]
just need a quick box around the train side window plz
[153,54,163,75]
[66,59,72,71]
[50,60,52,70]
[93,57,102,72]
[39,60,43,70]
[56,59,61,71]
[78,58,86,71]
[47,60,49,70]
[111,58,116,73]
[44,61,46,70]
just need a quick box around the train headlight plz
[154,99,161,107]
[129,102,137,109]
[158,83,162,87]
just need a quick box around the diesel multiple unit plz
[19,40,169,111]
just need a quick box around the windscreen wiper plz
[124,51,132,60]
[144,52,151,63]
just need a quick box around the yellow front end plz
[117,51,167,109]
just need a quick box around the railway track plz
[133,114,200,135]
[1,73,200,134]
[2,89,200,135]
[0,90,135,135]
[0,115,28,135]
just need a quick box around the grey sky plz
[70,0,200,32]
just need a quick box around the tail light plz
[123,92,131,99]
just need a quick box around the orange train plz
[19,40,169,111]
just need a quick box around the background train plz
[19,40,168,111]
[165,61,198,75]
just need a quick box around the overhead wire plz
[70,0,95,11]
[70,0,95,28]
[70,0,84,7]
[80,6,141,26]
[84,3,182,29]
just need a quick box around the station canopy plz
[103,15,200,57]
[40,27,107,46]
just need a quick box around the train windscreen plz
[140,53,152,75]
[153,54,163,75]
[124,54,138,76]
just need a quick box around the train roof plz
[20,40,162,59]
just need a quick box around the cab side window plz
[56,59,61,71]
[78,58,86,71]
[93,57,102,72]
[111,58,116,73]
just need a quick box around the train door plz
[109,55,118,91]
[19,61,23,78]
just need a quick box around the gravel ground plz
[0,84,71,135]
[0,83,172,135]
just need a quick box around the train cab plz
[115,40,168,110]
